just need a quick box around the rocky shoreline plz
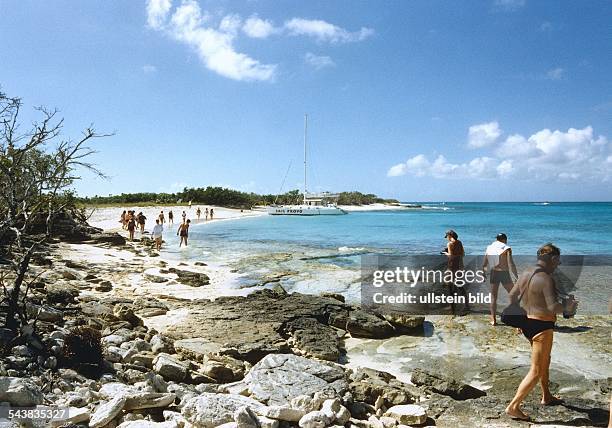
[0,229,610,427]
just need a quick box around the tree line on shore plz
[78,188,399,208]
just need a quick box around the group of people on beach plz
[119,206,214,249]
[442,230,579,421]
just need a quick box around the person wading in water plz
[177,219,190,247]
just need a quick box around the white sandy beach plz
[85,204,265,232]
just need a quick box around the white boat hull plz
[267,205,347,215]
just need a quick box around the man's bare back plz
[509,267,561,322]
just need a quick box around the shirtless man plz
[483,233,518,325]
[505,243,578,421]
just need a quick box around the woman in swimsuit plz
[177,219,190,247]
[443,229,470,314]
[505,243,578,421]
[168,210,174,225]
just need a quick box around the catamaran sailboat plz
[267,115,347,216]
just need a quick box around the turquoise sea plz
[167,202,612,311]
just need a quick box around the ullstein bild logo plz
[360,254,610,316]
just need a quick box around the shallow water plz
[162,202,612,313]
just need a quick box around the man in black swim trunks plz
[505,243,578,421]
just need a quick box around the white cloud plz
[284,18,374,43]
[146,1,373,81]
[468,121,502,148]
[304,53,335,70]
[142,64,157,73]
[219,14,242,35]
[146,0,276,82]
[387,125,611,182]
[242,15,277,39]
[147,0,172,30]
[387,163,408,177]
[493,0,526,12]
[546,67,565,80]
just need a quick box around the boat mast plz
[303,113,307,204]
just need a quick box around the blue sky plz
[1,0,611,201]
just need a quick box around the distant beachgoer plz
[120,210,127,229]
[205,208,209,220]
[189,200,192,209]
[168,210,174,225]
[126,214,136,241]
[483,233,518,325]
[152,219,163,250]
[196,207,201,220]
[177,219,190,247]
[210,208,214,220]
[159,210,165,224]
[181,211,187,222]
[442,229,470,314]
[137,212,147,233]
[505,243,578,421]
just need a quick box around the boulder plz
[381,313,425,332]
[260,405,306,422]
[150,334,175,354]
[153,353,189,382]
[181,393,266,427]
[349,368,419,406]
[344,310,395,339]
[117,421,179,428]
[410,368,486,400]
[90,232,127,246]
[283,317,340,361]
[234,406,259,428]
[298,411,330,428]
[0,377,43,406]
[168,268,210,287]
[244,354,347,406]
[95,280,113,292]
[89,394,128,428]
[124,392,176,410]
[384,404,427,425]
[114,305,144,327]
[50,406,90,427]
[98,382,137,399]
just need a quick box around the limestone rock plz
[124,392,176,410]
[89,394,128,428]
[410,368,486,400]
[260,405,306,422]
[0,377,43,406]
[117,421,179,428]
[50,407,90,427]
[181,393,266,428]
[153,353,189,382]
[384,404,427,425]
[298,411,330,428]
[244,354,347,406]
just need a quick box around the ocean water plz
[166,202,612,310]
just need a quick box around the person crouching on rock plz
[505,243,578,421]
